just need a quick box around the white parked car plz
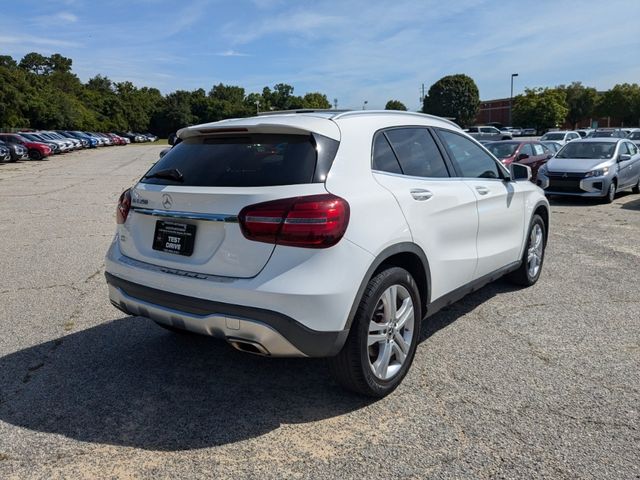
[105,110,550,397]
[539,130,581,145]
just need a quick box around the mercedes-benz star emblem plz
[162,194,173,210]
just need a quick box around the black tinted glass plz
[142,134,320,187]
[437,130,502,179]
[385,128,449,178]
[372,133,402,174]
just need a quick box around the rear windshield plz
[141,134,335,187]
[542,133,565,140]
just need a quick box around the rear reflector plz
[239,194,350,248]
[116,188,131,224]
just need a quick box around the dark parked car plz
[0,133,53,160]
[0,144,10,162]
[485,140,552,180]
[0,139,29,162]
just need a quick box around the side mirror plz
[618,154,631,162]
[517,153,529,161]
[167,134,176,146]
[509,163,532,181]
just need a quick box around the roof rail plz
[330,110,461,129]
[257,109,349,116]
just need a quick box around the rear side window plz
[384,128,449,178]
[141,134,337,187]
[520,143,534,156]
[372,133,402,174]
[437,129,502,179]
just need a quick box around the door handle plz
[475,186,490,195]
[410,188,434,201]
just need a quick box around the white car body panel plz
[105,110,549,358]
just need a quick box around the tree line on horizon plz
[420,73,640,131]
[1,52,638,136]
[0,52,335,136]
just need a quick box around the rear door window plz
[532,144,545,156]
[384,128,450,178]
[520,143,534,156]
[141,134,336,187]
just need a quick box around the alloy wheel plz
[367,285,415,380]
[527,223,544,278]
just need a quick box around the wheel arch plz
[344,243,431,332]
[533,202,550,242]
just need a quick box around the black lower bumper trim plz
[105,272,348,357]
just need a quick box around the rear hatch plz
[119,125,340,278]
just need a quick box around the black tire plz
[603,180,616,204]
[508,214,546,286]
[328,267,422,397]
[29,149,43,160]
[632,177,640,194]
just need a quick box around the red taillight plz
[116,188,132,224]
[239,194,350,248]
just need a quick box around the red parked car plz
[0,133,53,160]
[484,140,552,180]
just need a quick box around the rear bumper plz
[105,236,373,357]
[106,272,348,357]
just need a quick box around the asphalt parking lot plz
[0,147,638,479]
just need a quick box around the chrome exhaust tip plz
[227,338,270,356]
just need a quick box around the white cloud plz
[216,49,250,57]
[56,12,79,23]
[0,35,81,48]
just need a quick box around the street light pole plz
[510,73,519,126]
[363,100,368,110]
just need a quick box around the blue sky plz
[1,0,639,110]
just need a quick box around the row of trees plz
[513,82,640,131]
[2,52,638,135]
[0,52,332,136]
[419,74,640,130]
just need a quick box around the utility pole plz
[362,100,368,110]
[509,73,519,126]
[255,100,260,114]
[333,98,338,109]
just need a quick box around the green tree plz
[422,74,479,126]
[0,55,17,68]
[512,88,568,133]
[19,52,50,75]
[558,82,598,128]
[385,100,407,111]
[598,83,640,126]
[302,92,331,109]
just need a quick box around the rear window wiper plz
[143,168,184,182]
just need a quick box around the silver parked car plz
[465,126,512,141]
[539,130,581,145]
[537,138,640,203]
[627,129,640,147]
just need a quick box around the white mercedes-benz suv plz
[105,110,549,397]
